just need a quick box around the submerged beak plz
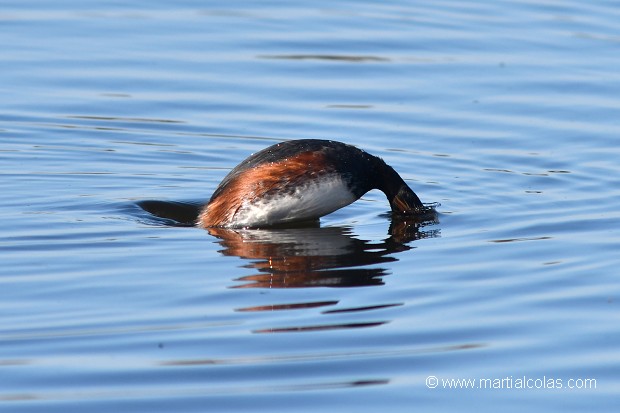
[391,185,424,215]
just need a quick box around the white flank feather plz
[233,174,356,227]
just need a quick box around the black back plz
[210,139,385,201]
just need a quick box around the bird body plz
[198,139,423,228]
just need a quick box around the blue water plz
[2,1,619,411]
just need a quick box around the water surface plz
[1,1,619,412]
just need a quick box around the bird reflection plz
[136,200,439,335]
[208,215,438,289]
[136,199,439,289]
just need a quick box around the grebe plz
[198,139,424,228]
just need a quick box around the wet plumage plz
[198,139,424,228]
